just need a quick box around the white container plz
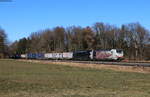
[63,52,73,59]
[44,53,53,59]
[52,53,63,59]
[21,54,27,59]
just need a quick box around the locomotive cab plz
[109,49,124,61]
[115,49,124,61]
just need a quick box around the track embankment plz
[18,59,150,73]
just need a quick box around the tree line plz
[1,22,150,60]
[0,28,8,58]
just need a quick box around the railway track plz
[45,60,150,67]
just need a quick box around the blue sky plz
[0,0,150,42]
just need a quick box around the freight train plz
[12,49,124,61]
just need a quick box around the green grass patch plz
[0,60,150,97]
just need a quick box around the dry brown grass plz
[19,59,150,73]
[1,59,150,97]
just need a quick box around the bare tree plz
[9,22,150,60]
[0,28,7,58]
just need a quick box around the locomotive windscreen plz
[116,49,123,53]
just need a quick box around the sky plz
[0,0,150,42]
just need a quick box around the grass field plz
[0,60,150,97]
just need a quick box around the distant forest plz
[0,22,150,60]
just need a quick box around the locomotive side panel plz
[94,50,113,60]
